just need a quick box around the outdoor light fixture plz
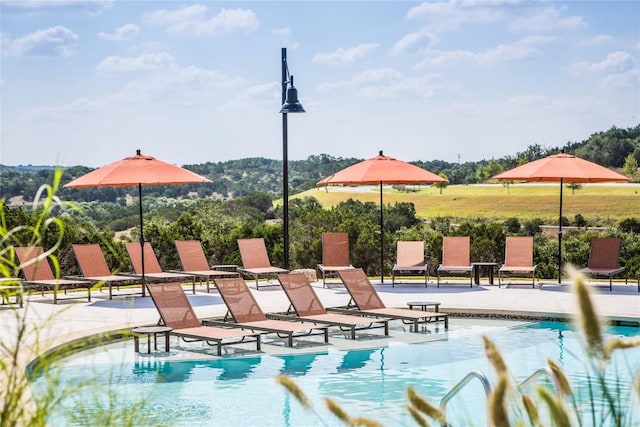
[280,47,305,270]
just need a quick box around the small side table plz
[406,301,441,312]
[132,326,172,354]
[471,262,498,285]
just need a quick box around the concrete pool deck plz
[1,276,638,360]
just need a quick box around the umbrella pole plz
[138,183,146,296]
[557,178,563,284]
[380,181,384,283]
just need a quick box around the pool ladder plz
[438,367,561,426]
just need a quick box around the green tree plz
[623,153,638,178]
[434,172,449,194]
[566,182,583,195]
[475,158,503,182]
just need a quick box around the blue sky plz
[1,1,638,167]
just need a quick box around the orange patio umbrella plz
[492,150,630,283]
[317,151,447,282]
[64,150,212,290]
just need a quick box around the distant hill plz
[1,125,638,204]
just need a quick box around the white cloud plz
[145,5,259,36]
[271,27,291,38]
[590,51,636,73]
[98,24,140,41]
[312,43,379,65]
[568,51,637,76]
[30,63,246,121]
[318,67,442,99]
[601,69,639,89]
[416,35,554,68]
[406,1,503,33]
[271,27,298,49]
[505,94,549,107]
[508,5,586,33]
[1,26,78,57]
[579,34,613,47]
[391,30,439,55]
[97,52,174,72]
[2,0,112,16]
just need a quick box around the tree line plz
[2,125,638,204]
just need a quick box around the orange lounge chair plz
[71,243,143,299]
[317,232,354,286]
[337,268,448,332]
[498,237,537,288]
[125,242,191,295]
[146,282,261,355]
[276,273,388,339]
[579,237,627,291]
[15,246,91,303]
[391,241,428,287]
[211,277,329,347]
[174,240,240,293]
[237,238,288,289]
[436,236,473,287]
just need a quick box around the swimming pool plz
[30,318,640,426]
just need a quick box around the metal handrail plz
[518,367,562,398]
[437,367,561,426]
[439,370,492,427]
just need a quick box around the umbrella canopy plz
[492,151,630,283]
[317,151,446,186]
[64,150,212,291]
[64,150,211,187]
[317,151,447,282]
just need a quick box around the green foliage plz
[619,217,640,233]
[504,217,521,233]
[434,172,449,194]
[574,213,587,228]
[1,170,147,426]
[566,182,583,195]
[523,218,543,236]
[623,153,638,178]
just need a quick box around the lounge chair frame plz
[579,237,628,291]
[209,277,329,347]
[276,273,389,339]
[336,268,448,332]
[317,232,354,287]
[391,241,428,287]
[436,236,473,287]
[0,278,25,307]
[173,240,240,293]
[237,238,288,290]
[15,246,91,304]
[498,236,537,288]
[70,243,143,300]
[147,282,261,355]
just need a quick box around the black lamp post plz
[279,47,305,270]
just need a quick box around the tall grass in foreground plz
[0,171,152,426]
[277,271,640,426]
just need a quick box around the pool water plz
[30,320,640,426]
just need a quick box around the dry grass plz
[300,183,639,223]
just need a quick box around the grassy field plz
[295,183,640,225]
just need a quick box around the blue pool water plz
[30,319,640,426]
